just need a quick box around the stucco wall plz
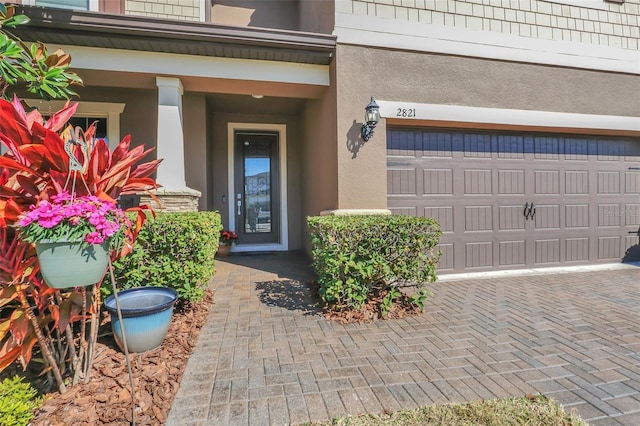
[183,93,208,210]
[299,0,335,33]
[300,91,339,216]
[210,0,299,29]
[335,43,640,209]
[125,0,200,21]
[337,0,640,50]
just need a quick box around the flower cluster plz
[220,230,238,246]
[18,192,131,246]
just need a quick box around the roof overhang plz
[11,5,336,66]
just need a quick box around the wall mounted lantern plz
[360,97,380,141]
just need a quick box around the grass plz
[305,394,587,426]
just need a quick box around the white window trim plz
[199,0,206,22]
[21,0,99,11]
[24,99,125,151]
[227,122,289,252]
[378,100,640,133]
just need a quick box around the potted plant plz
[218,229,238,256]
[17,191,130,289]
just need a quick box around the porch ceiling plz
[12,6,336,66]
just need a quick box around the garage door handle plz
[530,203,536,220]
[524,202,531,220]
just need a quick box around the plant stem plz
[17,292,66,393]
[84,284,100,383]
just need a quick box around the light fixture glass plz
[361,97,380,141]
[251,94,264,99]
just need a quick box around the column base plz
[139,188,202,212]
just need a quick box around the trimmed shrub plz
[109,211,222,302]
[0,376,42,426]
[308,215,441,314]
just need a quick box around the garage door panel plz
[624,204,640,226]
[497,135,525,159]
[565,205,589,228]
[424,207,454,233]
[499,241,525,266]
[625,139,640,161]
[598,139,624,160]
[566,238,589,262]
[465,206,493,231]
[387,130,420,156]
[535,170,560,194]
[422,132,453,157]
[389,206,417,216]
[498,206,525,230]
[598,236,621,259]
[534,137,560,159]
[464,134,492,158]
[598,204,621,227]
[387,169,417,195]
[464,170,492,194]
[423,169,453,195]
[437,243,454,271]
[597,171,620,194]
[498,170,525,194]
[534,205,560,229]
[564,138,590,160]
[566,171,589,194]
[625,172,640,194]
[535,239,560,264]
[465,242,493,268]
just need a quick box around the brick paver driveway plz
[167,252,640,426]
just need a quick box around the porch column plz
[156,77,188,190]
[147,76,201,211]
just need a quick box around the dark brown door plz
[234,132,280,245]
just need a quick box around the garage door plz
[387,129,640,273]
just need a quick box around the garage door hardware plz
[524,202,536,220]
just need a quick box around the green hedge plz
[307,215,441,313]
[0,376,42,426]
[108,211,222,302]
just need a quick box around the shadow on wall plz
[346,119,365,159]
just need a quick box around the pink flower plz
[84,231,104,244]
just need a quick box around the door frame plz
[227,122,288,252]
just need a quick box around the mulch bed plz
[14,288,215,426]
[309,281,424,324]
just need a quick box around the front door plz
[234,131,280,245]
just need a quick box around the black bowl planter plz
[104,287,178,353]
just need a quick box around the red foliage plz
[0,96,161,381]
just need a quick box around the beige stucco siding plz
[335,43,640,209]
[338,0,640,50]
[183,94,208,210]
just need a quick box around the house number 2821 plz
[396,108,416,118]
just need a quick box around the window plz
[24,99,125,151]
[35,0,88,10]
[21,0,100,11]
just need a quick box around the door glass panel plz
[243,140,271,234]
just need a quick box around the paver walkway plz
[167,252,640,426]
